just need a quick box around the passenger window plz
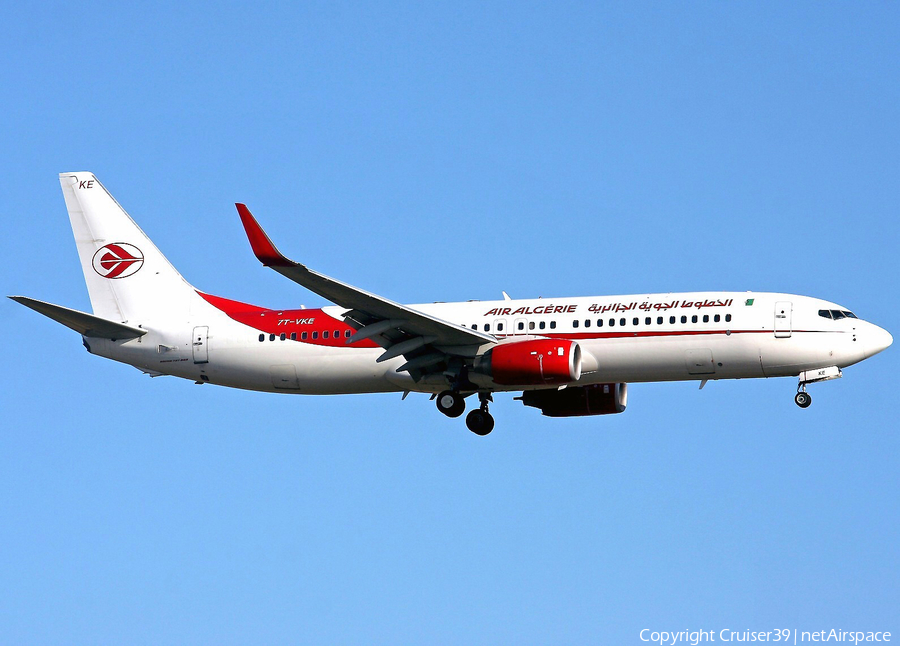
[280,333,286,340]
[645,317,651,325]
[259,334,264,342]
[312,331,318,339]
[269,334,275,341]
[291,332,297,340]
[725,314,732,323]
[619,318,625,326]
[301,332,308,340]
[517,321,524,331]
[657,317,663,325]
[529,321,535,330]
[609,318,615,327]
[584,319,591,328]
[714,314,720,323]
[550,321,557,329]
[323,331,329,339]
[540,321,546,330]
[681,316,687,324]
[471,324,477,330]
[691,315,698,323]
[597,319,603,327]
[497,323,504,331]
[573,320,579,328]
[345,330,351,338]
[484,324,490,331]
[669,316,675,324]
[632,317,638,326]
[703,315,709,323]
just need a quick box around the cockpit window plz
[819,309,858,320]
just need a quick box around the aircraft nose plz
[866,324,893,358]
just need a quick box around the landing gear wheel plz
[436,390,465,418]
[794,391,812,408]
[466,409,495,435]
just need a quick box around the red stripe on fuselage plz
[512,329,831,341]
[521,329,825,341]
[544,329,775,340]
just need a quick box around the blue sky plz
[2,2,898,643]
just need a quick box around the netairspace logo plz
[639,628,892,645]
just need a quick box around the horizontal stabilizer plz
[9,296,147,340]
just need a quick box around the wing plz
[236,204,495,377]
[9,296,147,340]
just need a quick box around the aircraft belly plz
[578,334,766,383]
[292,351,398,394]
[181,339,398,394]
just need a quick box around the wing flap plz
[9,296,147,340]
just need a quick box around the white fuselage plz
[20,171,888,431]
[85,290,891,395]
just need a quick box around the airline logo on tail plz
[91,243,144,279]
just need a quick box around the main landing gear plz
[436,390,466,418]
[435,390,495,435]
[466,393,494,436]
[794,389,812,408]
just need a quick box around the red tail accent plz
[236,203,294,267]
[196,291,379,348]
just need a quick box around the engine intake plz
[481,339,582,386]
[519,383,628,417]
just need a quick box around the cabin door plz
[774,301,792,338]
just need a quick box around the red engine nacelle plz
[482,339,582,385]
[518,383,628,417]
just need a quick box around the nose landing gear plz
[794,390,812,408]
[793,366,842,408]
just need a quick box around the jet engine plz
[478,339,582,385]
[518,383,628,417]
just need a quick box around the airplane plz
[10,172,893,435]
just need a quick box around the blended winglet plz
[236,203,294,268]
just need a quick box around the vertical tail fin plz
[60,172,197,323]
